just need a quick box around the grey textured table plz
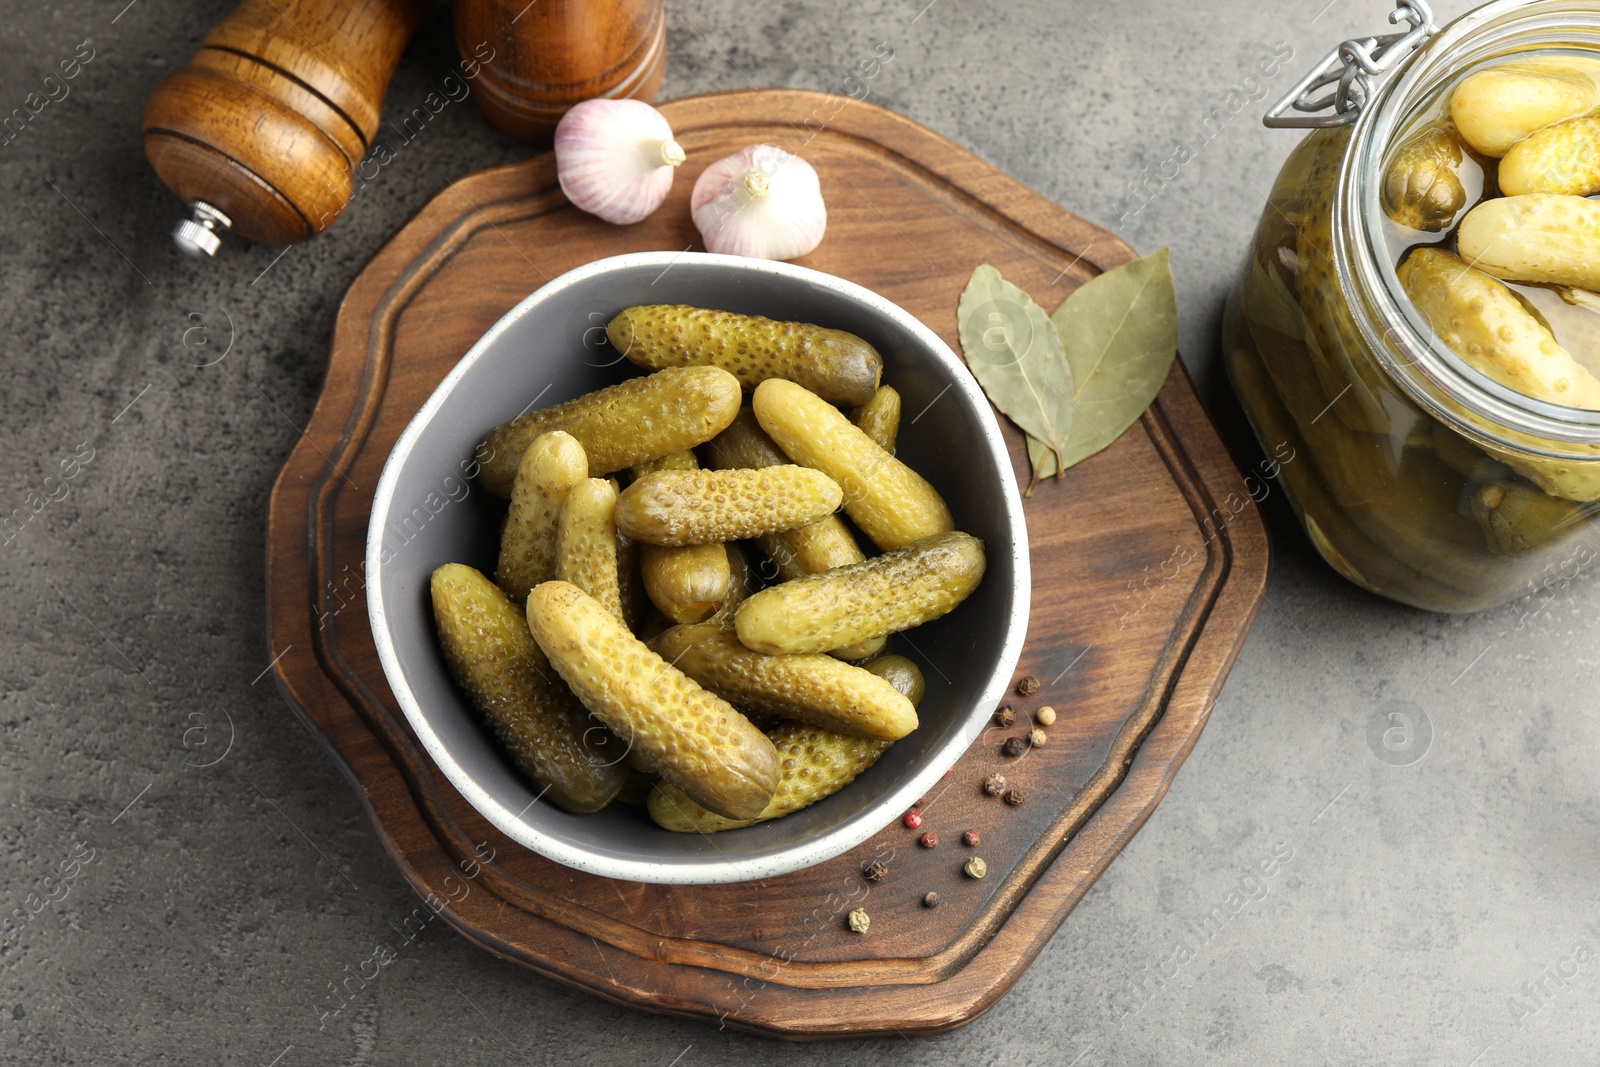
[4,0,1595,1063]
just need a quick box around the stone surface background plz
[5,0,1598,1063]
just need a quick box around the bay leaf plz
[957,265,1075,492]
[1035,247,1178,479]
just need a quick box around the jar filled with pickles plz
[1223,0,1600,611]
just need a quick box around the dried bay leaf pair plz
[956,248,1178,493]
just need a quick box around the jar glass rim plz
[1343,0,1600,456]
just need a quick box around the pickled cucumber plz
[632,449,700,476]
[649,623,918,740]
[430,565,626,813]
[646,722,891,832]
[853,385,901,453]
[614,466,843,546]
[641,543,733,624]
[861,653,925,706]
[495,431,588,604]
[1472,480,1589,554]
[1451,58,1600,157]
[1397,247,1600,409]
[477,367,741,494]
[607,305,883,407]
[735,531,986,655]
[555,478,625,619]
[1457,194,1600,293]
[752,379,953,550]
[1381,124,1466,231]
[526,581,779,820]
[1500,114,1600,196]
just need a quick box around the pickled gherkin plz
[1381,124,1466,232]
[1457,194,1600,294]
[477,367,741,494]
[735,531,986,655]
[555,478,626,619]
[853,385,901,453]
[495,431,587,604]
[649,622,918,740]
[614,465,843,546]
[607,305,883,406]
[753,378,953,550]
[646,723,891,833]
[1397,248,1600,410]
[430,565,627,813]
[640,542,732,624]
[861,653,925,706]
[526,581,779,820]
[1499,115,1600,196]
[1472,481,1590,554]
[1450,57,1600,157]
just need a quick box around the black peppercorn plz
[863,859,888,882]
[1016,675,1040,697]
[993,705,1016,727]
[922,891,940,908]
[1002,736,1028,758]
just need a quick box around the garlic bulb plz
[691,144,826,260]
[555,99,685,225]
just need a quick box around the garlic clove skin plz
[690,144,826,261]
[555,99,684,226]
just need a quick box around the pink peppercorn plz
[919,831,939,848]
[962,830,980,847]
[903,810,923,829]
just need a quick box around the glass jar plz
[1223,0,1600,612]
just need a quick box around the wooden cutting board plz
[266,88,1269,1039]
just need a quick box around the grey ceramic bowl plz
[366,251,1029,884]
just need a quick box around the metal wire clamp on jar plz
[1223,0,1600,613]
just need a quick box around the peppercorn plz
[1016,675,1040,697]
[982,773,1006,796]
[964,856,988,879]
[993,705,1016,727]
[1001,736,1028,758]
[862,859,888,882]
[1035,705,1057,727]
[922,891,941,908]
[1004,788,1025,806]
[914,797,927,808]
[848,908,870,934]
[903,810,923,829]
[962,830,980,847]
[1029,728,1048,748]
[919,831,938,848]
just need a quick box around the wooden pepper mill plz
[141,0,430,256]
[453,0,666,141]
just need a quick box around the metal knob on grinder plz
[140,0,429,257]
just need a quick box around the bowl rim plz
[365,250,1031,884]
